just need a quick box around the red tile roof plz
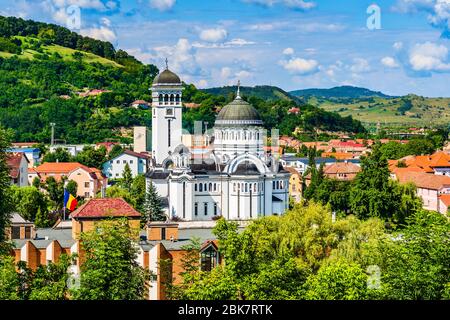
[71,198,141,219]
[439,194,450,207]
[324,162,361,175]
[123,150,151,159]
[394,171,450,190]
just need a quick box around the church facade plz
[146,66,290,221]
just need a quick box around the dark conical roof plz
[153,69,181,85]
[215,96,263,127]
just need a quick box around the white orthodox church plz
[146,65,290,221]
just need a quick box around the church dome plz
[215,96,263,127]
[153,69,181,85]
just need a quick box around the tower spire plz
[165,57,169,70]
[236,80,241,98]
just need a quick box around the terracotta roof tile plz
[324,162,361,175]
[394,171,450,190]
[439,194,450,206]
[71,198,141,218]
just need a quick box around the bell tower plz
[151,59,183,166]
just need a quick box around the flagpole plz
[63,187,66,221]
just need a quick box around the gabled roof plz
[71,198,141,219]
[35,162,85,174]
[394,171,450,190]
[110,150,150,161]
[324,162,361,175]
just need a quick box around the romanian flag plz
[64,190,78,211]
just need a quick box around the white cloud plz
[393,42,404,50]
[408,41,450,71]
[235,70,252,78]
[199,28,228,42]
[280,57,319,75]
[349,58,371,73]
[247,23,276,31]
[148,38,203,77]
[381,56,400,68]
[225,38,255,46]
[393,0,450,37]
[80,26,117,42]
[243,0,316,10]
[149,0,176,11]
[283,47,295,55]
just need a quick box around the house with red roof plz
[70,198,141,239]
[6,152,29,187]
[393,169,450,214]
[323,162,361,181]
[33,162,107,198]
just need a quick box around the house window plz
[84,182,89,188]
[123,160,126,164]
[116,160,120,164]
[25,227,31,239]
[84,192,90,198]
[11,226,20,239]
[204,202,208,215]
[201,246,218,271]
[214,203,218,216]
[130,160,133,164]
[161,227,166,240]
[194,203,198,216]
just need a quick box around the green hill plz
[202,85,303,103]
[290,86,392,99]
[305,94,450,127]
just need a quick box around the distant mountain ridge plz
[290,86,393,99]
[202,85,303,103]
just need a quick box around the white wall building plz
[103,150,150,179]
[146,70,289,221]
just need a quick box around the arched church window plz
[273,181,276,189]
[245,183,248,192]
[159,94,163,103]
[209,183,212,191]
[164,94,169,104]
[170,94,175,102]
[254,183,257,192]
[199,184,203,192]
[195,184,198,192]
[233,183,236,192]
[213,183,217,191]
[175,94,180,103]
[204,183,207,191]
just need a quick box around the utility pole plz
[50,123,56,146]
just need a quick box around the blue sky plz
[1,0,450,97]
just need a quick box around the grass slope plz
[1,36,122,68]
[308,95,450,127]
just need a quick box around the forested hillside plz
[0,16,367,144]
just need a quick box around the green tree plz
[71,219,149,300]
[0,255,20,300]
[108,144,123,160]
[43,176,65,210]
[9,185,48,222]
[120,163,133,191]
[143,182,165,222]
[42,147,73,163]
[130,175,146,213]
[75,145,107,169]
[305,259,368,300]
[28,254,74,300]
[0,128,13,247]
